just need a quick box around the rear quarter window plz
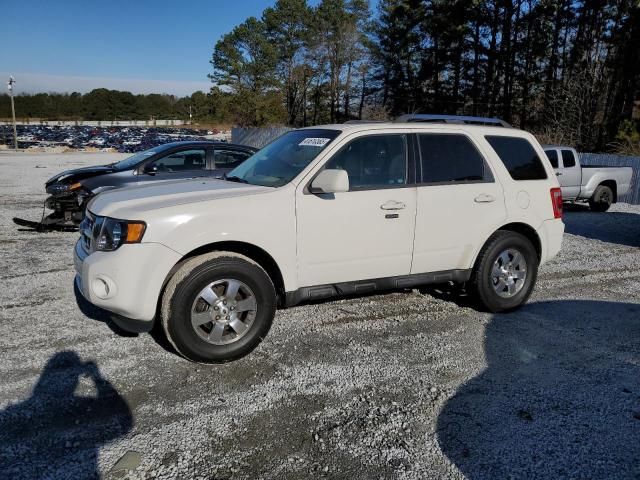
[561,149,576,168]
[485,136,548,180]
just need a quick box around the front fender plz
[141,187,299,291]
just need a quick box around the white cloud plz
[0,72,212,97]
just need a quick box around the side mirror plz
[311,169,349,194]
[143,164,158,175]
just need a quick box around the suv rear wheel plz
[161,252,276,363]
[469,231,538,313]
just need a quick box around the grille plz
[80,212,95,252]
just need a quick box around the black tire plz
[469,231,538,313]
[588,185,613,212]
[161,252,276,363]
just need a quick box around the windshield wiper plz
[223,174,249,184]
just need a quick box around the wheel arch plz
[160,241,286,308]
[473,222,542,268]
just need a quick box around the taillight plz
[550,187,562,218]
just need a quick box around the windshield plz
[111,145,168,170]
[226,129,341,187]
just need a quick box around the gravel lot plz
[1,152,639,479]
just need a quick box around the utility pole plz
[7,76,18,150]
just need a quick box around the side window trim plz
[415,132,495,186]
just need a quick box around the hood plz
[88,178,272,218]
[46,165,116,186]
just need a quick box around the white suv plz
[74,116,564,362]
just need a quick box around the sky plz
[0,0,288,97]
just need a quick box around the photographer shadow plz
[0,351,133,479]
[437,300,640,479]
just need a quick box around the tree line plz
[209,0,640,152]
[2,0,639,152]
[0,89,202,122]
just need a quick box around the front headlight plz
[86,215,146,251]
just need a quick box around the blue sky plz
[0,0,288,96]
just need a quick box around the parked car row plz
[1,124,217,152]
[72,115,566,363]
[13,141,256,229]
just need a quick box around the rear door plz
[558,149,581,199]
[411,131,506,274]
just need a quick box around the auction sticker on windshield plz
[299,138,331,147]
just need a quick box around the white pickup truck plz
[543,145,632,211]
[75,116,564,363]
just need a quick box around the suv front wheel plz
[470,231,538,313]
[161,252,276,363]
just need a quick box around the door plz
[296,133,416,287]
[558,149,581,199]
[412,132,507,273]
[139,147,209,184]
[213,148,253,178]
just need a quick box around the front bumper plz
[74,239,182,326]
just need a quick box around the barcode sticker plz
[299,137,331,147]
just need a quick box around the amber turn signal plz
[125,222,146,243]
[69,182,82,191]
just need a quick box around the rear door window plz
[323,134,407,190]
[561,149,576,168]
[150,149,207,172]
[214,149,252,169]
[485,136,547,180]
[545,149,559,168]
[418,133,489,183]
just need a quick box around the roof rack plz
[343,119,386,124]
[394,114,511,128]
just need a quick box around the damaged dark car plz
[15,141,257,230]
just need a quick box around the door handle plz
[380,201,406,210]
[556,172,562,176]
[474,194,495,203]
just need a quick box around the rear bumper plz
[538,218,564,265]
[74,239,181,325]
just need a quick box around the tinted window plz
[545,149,559,168]
[215,149,251,169]
[324,134,406,190]
[151,149,206,172]
[485,136,547,180]
[561,149,576,168]
[418,134,487,183]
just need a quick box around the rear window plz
[561,149,576,168]
[545,149,559,168]
[418,134,489,183]
[485,136,548,180]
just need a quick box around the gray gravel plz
[1,152,639,479]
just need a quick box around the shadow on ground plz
[563,205,640,247]
[437,300,640,479]
[0,351,133,479]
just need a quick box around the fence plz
[580,153,640,205]
[231,126,292,149]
